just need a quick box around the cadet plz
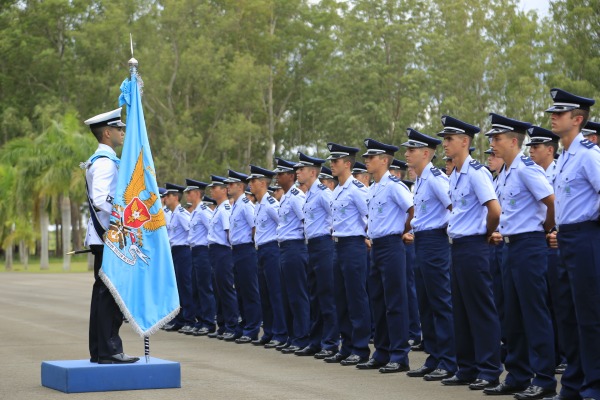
[546,88,600,400]
[206,175,239,341]
[83,108,138,364]
[270,184,284,202]
[484,114,557,399]
[294,153,338,358]
[159,187,171,224]
[248,165,288,348]
[319,166,338,191]
[436,115,503,389]
[274,158,310,354]
[582,120,600,145]
[443,156,455,177]
[351,162,371,187]
[225,170,262,343]
[357,138,414,374]
[325,143,372,365]
[184,179,217,336]
[402,128,456,381]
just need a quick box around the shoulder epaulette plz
[581,139,596,149]
[224,204,231,210]
[200,204,207,210]
[469,159,483,170]
[177,205,185,213]
[242,197,249,203]
[267,196,276,204]
[317,183,327,190]
[520,155,535,166]
[290,188,300,196]
[389,175,401,183]
[352,179,364,188]
[430,167,441,176]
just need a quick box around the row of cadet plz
[158,87,600,400]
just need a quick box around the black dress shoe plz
[314,349,336,359]
[207,331,220,338]
[514,385,556,400]
[281,345,301,354]
[163,323,183,332]
[379,362,410,374]
[179,325,194,334]
[275,342,291,351]
[193,327,210,336]
[295,346,318,356]
[424,369,453,381]
[265,340,282,349]
[217,333,225,340]
[411,341,425,351]
[469,379,499,390]
[356,358,387,370]
[483,382,527,395]
[223,333,239,342]
[252,337,271,346]
[90,357,98,363]
[98,353,140,364]
[555,364,567,375]
[541,395,578,400]
[441,375,475,386]
[235,336,254,344]
[324,352,348,364]
[340,354,367,366]
[407,365,435,377]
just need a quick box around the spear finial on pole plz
[128,33,138,70]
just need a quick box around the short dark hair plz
[572,109,590,129]
[542,142,559,156]
[506,131,525,147]
[90,125,107,142]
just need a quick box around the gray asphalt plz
[0,272,518,400]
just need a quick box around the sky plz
[519,0,550,17]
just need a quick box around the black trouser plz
[89,245,123,359]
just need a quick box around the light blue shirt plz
[208,201,231,246]
[189,203,212,247]
[545,160,557,185]
[303,180,333,239]
[554,133,600,225]
[448,156,497,239]
[167,205,191,246]
[497,152,553,235]
[254,194,279,246]
[411,162,451,232]
[229,195,255,246]
[277,187,306,242]
[367,172,413,239]
[331,177,368,237]
[163,205,172,226]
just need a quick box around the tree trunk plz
[18,240,28,270]
[87,252,94,271]
[5,240,13,271]
[55,220,60,258]
[61,196,71,271]
[71,202,82,252]
[40,204,50,270]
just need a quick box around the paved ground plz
[0,273,518,400]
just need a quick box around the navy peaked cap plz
[390,159,408,170]
[525,126,560,146]
[485,113,532,136]
[402,128,441,149]
[438,115,480,137]
[484,148,494,155]
[224,169,249,183]
[165,182,185,193]
[469,147,476,154]
[158,187,167,197]
[327,142,360,159]
[184,178,208,192]
[319,166,334,179]
[583,121,600,136]
[362,138,398,157]
[295,152,326,168]
[352,161,368,174]
[247,165,276,180]
[273,158,296,173]
[545,88,595,113]
[201,195,216,205]
[207,175,227,187]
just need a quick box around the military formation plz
[85,87,600,400]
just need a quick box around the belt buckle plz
[333,237,339,243]
[504,236,510,244]
[448,237,453,244]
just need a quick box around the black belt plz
[307,235,332,245]
[278,239,305,247]
[448,234,486,245]
[503,231,544,244]
[231,242,254,250]
[558,221,600,233]
[414,228,447,238]
[333,235,365,243]
[171,245,190,249]
[370,234,402,246]
[256,240,277,250]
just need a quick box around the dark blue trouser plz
[450,235,502,381]
[334,236,371,358]
[558,222,600,400]
[232,243,262,339]
[208,244,239,334]
[405,242,422,344]
[191,245,216,330]
[489,241,506,362]
[257,241,287,343]
[370,235,409,365]
[502,232,556,390]
[171,245,194,325]
[546,248,566,366]
[307,235,339,351]
[279,239,310,347]
[414,228,456,372]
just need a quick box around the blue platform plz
[41,357,180,393]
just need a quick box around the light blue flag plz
[99,67,180,337]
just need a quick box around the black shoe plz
[98,353,140,364]
[555,364,567,375]
[281,345,301,354]
[207,331,220,338]
[295,346,318,356]
[252,337,271,346]
[483,382,527,396]
[90,357,98,363]
[324,352,348,364]
[235,336,254,344]
[223,333,238,342]
[275,342,291,351]
[217,333,225,340]
[163,323,183,332]
[379,362,410,374]
[314,349,336,359]
[514,386,556,400]
[265,340,283,349]
[179,325,194,334]
[340,354,367,366]
[441,375,475,386]
[424,369,453,381]
[469,379,499,390]
[357,358,387,370]
[542,396,581,400]
[407,365,435,377]
[411,341,425,351]
[193,327,210,336]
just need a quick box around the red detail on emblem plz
[123,197,151,229]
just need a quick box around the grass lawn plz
[1,255,92,273]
